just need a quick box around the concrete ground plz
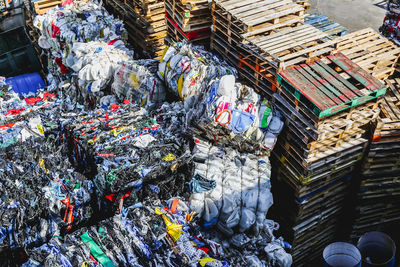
[308,0,387,33]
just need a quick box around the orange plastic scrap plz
[0,123,15,130]
[170,198,179,213]
[185,211,196,223]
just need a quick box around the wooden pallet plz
[211,0,306,68]
[210,32,239,66]
[241,24,336,70]
[104,0,167,58]
[294,0,310,10]
[165,11,211,43]
[212,0,305,37]
[273,154,359,198]
[165,0,211,32]
[305,13,347,38]
[371,78,400,141]
[274,175,350,223]
[335,28,400,80]
[33,0,61,15]
[361,173,400,187]
[274,92,380,145]
[276,136,366,178]
[237,52,279,96]
[358,183,400,200]
[277,53,386,119]
[353,202,400,226]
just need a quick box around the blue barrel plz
[357,232,396,267]
[323,242,362,267]
[5,72,45,96]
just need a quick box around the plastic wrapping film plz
[189,137,273,233]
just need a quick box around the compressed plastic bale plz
[264,241,293,267]
[111,60,165,108]
[158,42,237,101]
[203,198,219,223]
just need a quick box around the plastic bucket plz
[322,242,361,267]
[357,232,396,267]
[323,242,362,267]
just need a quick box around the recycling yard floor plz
[309,0,386,32]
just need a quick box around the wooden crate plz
[33,0,62,15]
[277,53,386,119]
[165,0,211,32]
[335,28,400,81]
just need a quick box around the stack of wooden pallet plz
[239,24,339,97]
[270,52,385,266]
[165,0,211,46]
[210,0,306,71]
[335,28,400,81]
[305,13,347,38]
[351,78,400,240]
[104,0,167,58]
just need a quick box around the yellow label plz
[39,159,49,174]
[160,46,169,62]
[163,153,176,162]
[280,156,287,164]
[199,258,216,267]
[37,124,44,135]
[177,75,184,99]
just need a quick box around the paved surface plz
[308,0,387,33]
